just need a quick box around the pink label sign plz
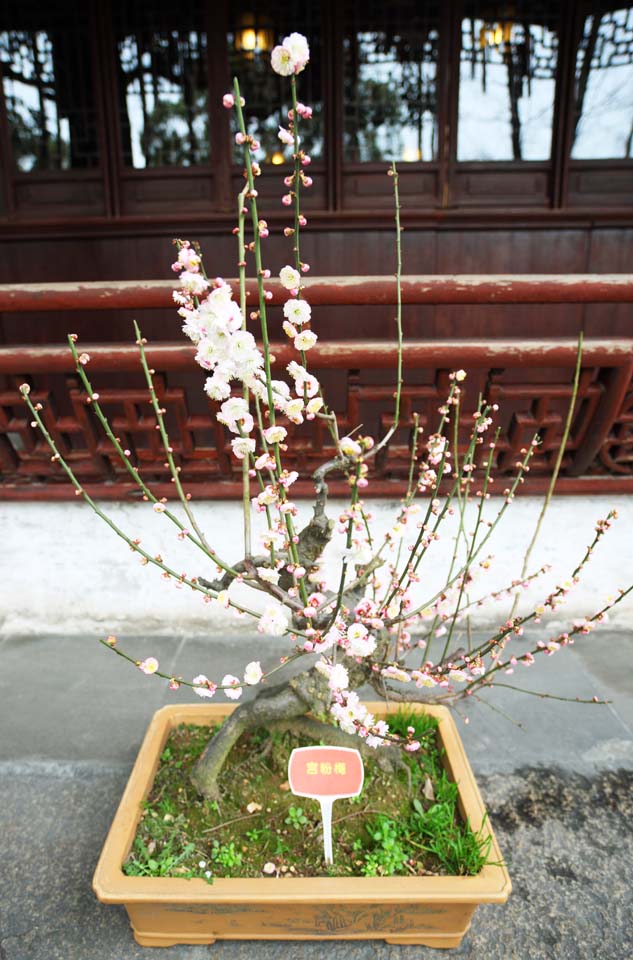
[288,746,364,800]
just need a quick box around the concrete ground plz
[1,629,632,960]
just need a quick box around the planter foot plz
[133,931,216,947]
[385,934,465,948]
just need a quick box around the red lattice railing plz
[1,276,632,499]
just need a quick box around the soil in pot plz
[123,709,494,882]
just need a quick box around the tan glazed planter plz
[93,702,511,948]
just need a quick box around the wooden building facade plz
[0,1,632,496]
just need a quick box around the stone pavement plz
[1,629,632,960]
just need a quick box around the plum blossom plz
[283,299,311,326]
[278,126,295,146]
[279,265,301,290]
[244,661,263,685]
[257,603,289,636]
[217,397,254,435]
[192,675,217,699]
[231,437,256,460]
[138,657,159,674]
[204,373,232,401]
[263,425,287,444]
[448,668,468,683]
[285,398,304,424]
[381,665,411,683]
[271,32,310,76]
[257,566,280,585]
[365,719,390,749]
[330,691,368,735]
[315,659,349,692]
[294,330,317,351]
[346,623,376,658]
[339,436,362,458]
[222,674,243,700]
[270,45,294,76]
[287,361,319,398]
[179,271,208,297]
[411,670,437,688]
[305,397,323,418]
[283,32,310,71]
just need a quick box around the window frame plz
[0,0,631,221]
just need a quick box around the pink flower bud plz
[222,93,235,108]
[235,132,246,145]
[282,193,292,206]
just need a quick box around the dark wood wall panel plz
[12,177,107,219]
[0,225,631,347]
[451,167,551,208]
[585,229,633,337]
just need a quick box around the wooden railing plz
[1,276,632,499]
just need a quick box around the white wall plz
[1,496,631,636]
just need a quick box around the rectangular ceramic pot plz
[93,702,511,948]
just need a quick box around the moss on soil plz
[123,710,493,881]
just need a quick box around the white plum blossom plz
[260,528,286,552]
[256,485,278,507]
[365,719,390,749]
[263,425,287,444]
[257,566,280,584]
[287,361,319,398]
[339,436,362,458]
[345,540,373,566]
[448,668,468,683]
[283,299,312,326]
[283,32,310,71]
[294,330,317,351]
[222,674,243,700]
[305,397,323,417]
[180,271,209,297]
[192,675,217,699]
[180,309,207,343]
[218,397,254,434]
[278,126,295,146]
[279,265,301,290]
[285,398,304,424]
[411,670,437,688]
[330,691,367,735]
[346,623,376,658]
[138,657,159,674]
[270,44,294,76]
[231,437,256,460]
[257,603,289,636]
[381,665,411,683]
[271,32,310,76]
[204,373,232,401]
[315,659,349,692]
[314,626,341,652]
[244,661,263,685]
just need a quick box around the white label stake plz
[287,745,364,866]
[320,797,334,865]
